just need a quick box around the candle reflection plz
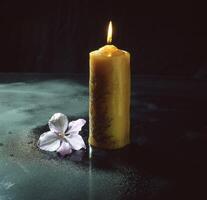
[89,146,93,200]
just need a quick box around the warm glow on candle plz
[107,21,112,44]
[89,21,131,150]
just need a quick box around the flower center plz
[58,132,65,139]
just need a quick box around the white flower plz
[37,113,86,156]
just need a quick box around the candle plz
[89,21,131,149]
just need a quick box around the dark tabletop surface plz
[0,73,207,200]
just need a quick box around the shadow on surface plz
[1,73,207,199]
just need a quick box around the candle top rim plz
[90,45,129,57]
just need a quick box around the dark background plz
[0,0,206,77]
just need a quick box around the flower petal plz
[48,113,68,133]
[66,119,86,135]
[37,131,60,151]
[57,140,72,156]
[66,134,86,150]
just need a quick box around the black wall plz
[1,0,206,77]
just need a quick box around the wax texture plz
[89,45,131,149]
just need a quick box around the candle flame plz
[107,21,112,44]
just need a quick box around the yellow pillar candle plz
[89,21,131,149]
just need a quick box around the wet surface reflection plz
[0,74,207,200]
